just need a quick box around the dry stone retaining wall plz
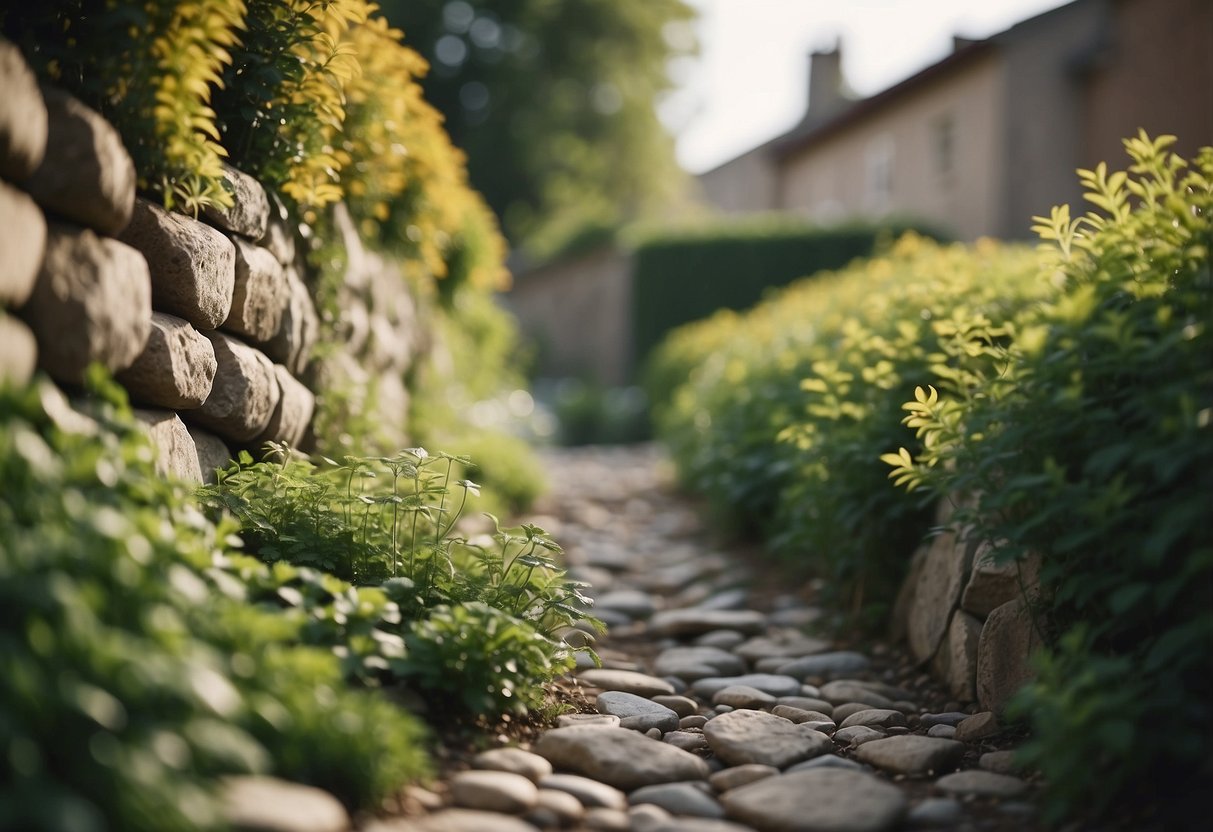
[0,39,423,481]
[893,496,1043,714]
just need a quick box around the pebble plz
[694,630,746,650]
[935,770,1029,798]
[906,797,964,827]
[529,789,584,826]
[535,727,710,791]
[402,809,540,831]
[556,713,621,729]
[708,764,780,792]
[449,770,539,814]
[786,754,866,773]
[920,711,970,728]
[653,694,700,718]
[711,685,777,709]
[979,749,1020,774]
[663,731,710,752]
[628,803,673,832]
[840,709,907,730]
[776,651,871,679]
[579,668,676,698]
[471,747,553,783]
[832,702,883,722]
[680,715,709,729]
[832,725,886,746]
[691,674,802,699]
[583,807,631,830]
[653,647,746,679]
[629,782,724,819]
[770,705,833,725]
[955,711,1000,742]
[722,768,907,832]
[855,735,965,777]
[926,724,956,739]
[596,690,680,733]
[594,589,657,619]
[703,709,832,768]
[647,609,767,638]
[732,634,831,662]
[819,681,896,708]
[221,776,349,832]
[538,773,627,810]
[776,696,833,715]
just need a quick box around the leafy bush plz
[649,235,1045,618]
[0,379,428,831]
[550,380,651,446]
[203,447,595,715]
[2,0,244,213]
[885,135,1213,826]
[632,216,946,375]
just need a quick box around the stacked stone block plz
[0,39,325,483]
[892,497,1043,714]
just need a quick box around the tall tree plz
[379,0,696,258]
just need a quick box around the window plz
[865,135,894,213]
[933,114,955,177]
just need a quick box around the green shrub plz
[886,134,1213,826]
[203,447,595,716]
[551,380,650,446]
[632,216,946,376]
[0,379,428,831]
[649,235,1044,618]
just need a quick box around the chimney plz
[807,43,850,122]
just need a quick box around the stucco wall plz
[778,53,1006,241]
[504,246,633,385]
[697,147,781,216]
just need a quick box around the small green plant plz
[884,134,1213,827]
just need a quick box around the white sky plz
[666,0,1074,173]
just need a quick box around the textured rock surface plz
[854,736,964,777]
[906,524,976,663]
[191,332,280,441]
[120,198,235,330]
[263,265,318,375]
[0,314,37,386]
[26,87,135,236]
[133,410,204,484]
[221,775,349,832]
[648,609,766,638]
[23,224,151,383]
[224,237,287,342]
[977,600,1041,714]
[449,770,539,814]
[117,312,217,409]
[596,691,680,733]
[703,709,831,768]
[961,541,1041,618]
[255,365,314,448]
[472,748,553,783]
[202,164,270,239]
[579,669,676,698]
[628,782,723,819]
[721,769,907,832]
[936,610,983,702]
[935,770,1029,798]
[186,425,232,484]
[535,727,710,791]
[0,40,48,182]
[0,179,46,307]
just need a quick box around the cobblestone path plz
[369,444,1040,832]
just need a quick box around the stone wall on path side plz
[0,40,423,483]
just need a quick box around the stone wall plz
[892,496,1043,714]
[0,41,420,482]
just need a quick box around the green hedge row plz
[649,135,1212,827]
[631,216,945,371]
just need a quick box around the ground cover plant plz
[648,235,1046,619]
[884,134,1213,828]
[0,373,594,831]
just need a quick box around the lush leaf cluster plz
[648,234,1045,618]
[0,379,428,832]
[634,217,947,381]
[202,445,596,715]
[885,135,1213,826]
[3,1,507,294]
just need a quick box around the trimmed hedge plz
[631,216,945,371]
[887,134,1213,828]
[647,234,1045,618]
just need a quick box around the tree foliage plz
[378,0,697,256]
